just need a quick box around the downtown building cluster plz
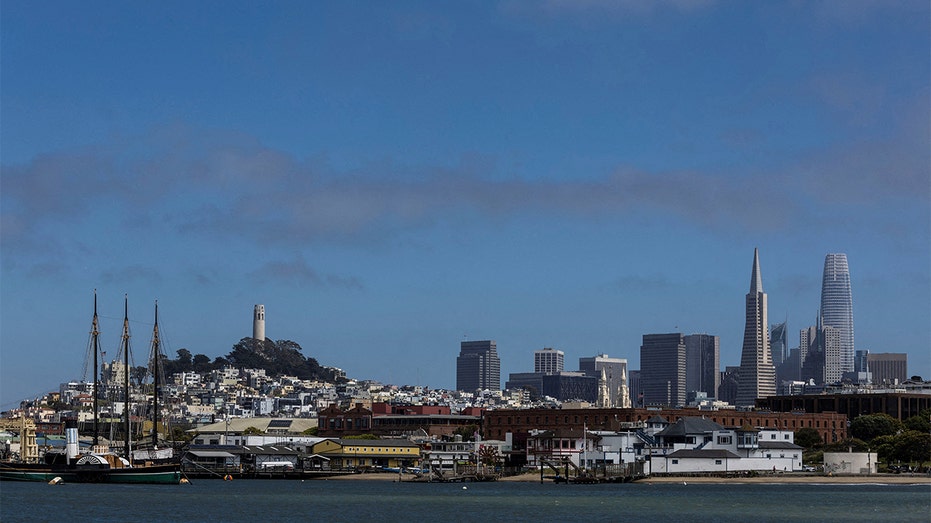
[457,250,914,410]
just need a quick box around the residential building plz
[456,340,501,392]
[821,253,855,377]
[640,333,686,407]
[736,248,777,406]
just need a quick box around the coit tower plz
[253,304,265,341]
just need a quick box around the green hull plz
[0,464,181,484]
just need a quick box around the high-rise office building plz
[854,350,870,374]
[770,321,788,365]
[627,370,641,408]
[822,325,842,383]
[684,334,720,400]
[579,354,630,407]
[534,348,565,374]
[799,322,824,384]
[456,340,501,392]
[736,248,777,406]
[821,253,854,377]
[867,353,908,385]
[640,333,686,407]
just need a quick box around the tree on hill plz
[224,337,338,381]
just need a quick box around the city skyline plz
[1,2,929,406]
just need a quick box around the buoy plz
[48,477,63,485]
[462,486,467,490]
[180,478,189,484]
[224,474,233,481]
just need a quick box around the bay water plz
[2,479,929,522]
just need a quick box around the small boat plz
[0,293,181,484]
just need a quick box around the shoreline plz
[325,471,931,484]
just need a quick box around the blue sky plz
[1,1,928,407]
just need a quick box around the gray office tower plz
[735,248,777,406]
[821,253,855,379]
[684,334,720,400]
[456,340,501,392]
[770,321,788,365]
[579,354,630,407]
[640,333,686,407]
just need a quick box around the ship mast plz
[92,290,101,447]
[121,295,131,461]
[151,300,160,448]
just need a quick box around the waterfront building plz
[735,248,776,406]
[456,340,501,392]
[821,253,855,377]
[640,333,686,407]
[534,348,565,374]
[483,406,848,448]
[648,418,803,474]
[684,334,720,400]
[253,304,265,341]
[866,353,908,385]
[579,354,630,408]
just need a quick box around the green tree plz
[823,438,869,453]
[192,354,212,373]
[872,434,896,462]
[892,430,931,468]
[795,427,822,448]
[454,424,480,442]
[344,434,378,440]
[242,426,264,436]
[302,427,319,436]
[903,409,931,433]
[849,414,902,442]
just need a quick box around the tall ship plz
[0,293,181,484]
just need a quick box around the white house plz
[648,417,803,474]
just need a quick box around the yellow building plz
[311,439,421,470]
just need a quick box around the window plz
[671,459,679,464]
[717,436,732,445]
[715,460,722,465]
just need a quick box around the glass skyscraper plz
[821,253,854,377]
